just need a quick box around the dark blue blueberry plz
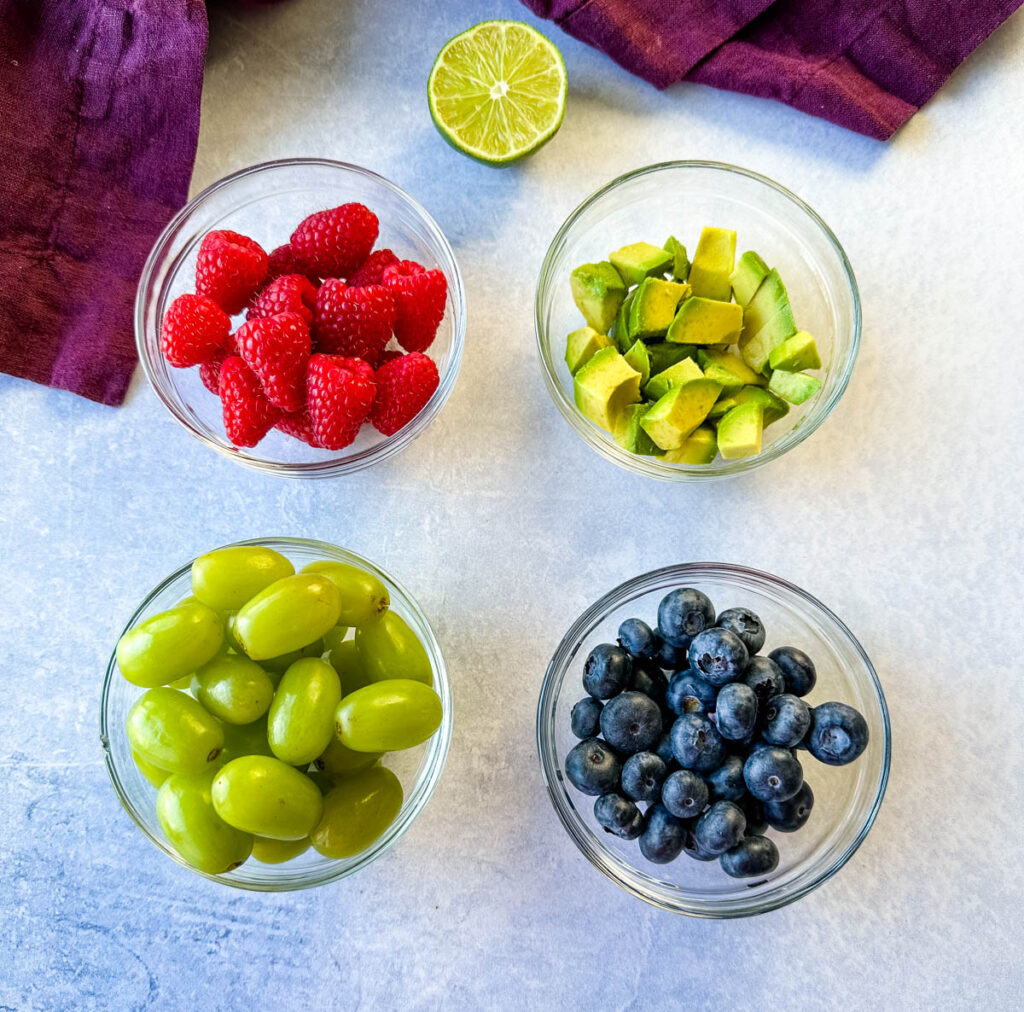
[565,738,622,796]
[807,701,869,765]
[670,713,726,773]
[739,796,768,836]
[621,751,668,803]
[768,646,817,697]
[694,800,746,855]
[661,769,708,819]
[714,682,759,740]
[594,793,644,839]
[688,627,749,686]
[582,643,632,699]
[765,781,814,832]
[654,630,690,671]
[629,660,669,708]
[761,693,811,748]
[599,691,663,755]
[681,824,718,861]
[654,731,675,765]
[665,670,718,716]
[742,656,786,704]
[720,836,779,878]
[570,697,602,739]
[657,588,715,647]
[617,617,658,660]
[706,755,747,802]
[743,746,803,803]
[638,804,686,864]
[715,607,766,654]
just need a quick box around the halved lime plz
[428,20,568,167]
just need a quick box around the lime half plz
[428,20,568,167]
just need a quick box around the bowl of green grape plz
[100,537,452,890]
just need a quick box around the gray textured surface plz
[2,0,1023,1008]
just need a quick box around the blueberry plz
[720,836,779,878]
[594,793,644,839]
[565,738,622,796]
[715,607,766,654]
[670,713,725,773]
[761,693,811,748]
[665,670,718,716]
[582,643,632,699]
[661,769,709,819]
[706,755,746,802]
[739,796,768,836]
[688,628,749,686]
[629,660,669,708]
[657,588,715,647]
[742,656,786,704]
[681,824,718,861]
[714,682,759,740]
[617,617,658,660]
[654,630,690,671]
[638,804,686,864]
[621,751,668,803]
[743,746,803,803]
[807,701,869,765]
[768,646,817,697]
[694,800,746,855]
[599,691,663,755]
[570,697,602,739]
[765,781,814,832]
[653,731,675,765]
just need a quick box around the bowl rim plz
[100,536,453,891]
[535,561,890,917]
[534,160,862,482]
[135,157,466,478]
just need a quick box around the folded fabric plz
[523,0,1023,139]
[0,0,208,406]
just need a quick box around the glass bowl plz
[100,537,452,891]
[535,161,861,481]
[536,563,889,917]
[136,159,466,477]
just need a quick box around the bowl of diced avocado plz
[535,162,861,480]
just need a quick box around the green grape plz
[301,561,389,627]
[211,756,323,840]
[355,611,433,686]
[167,674,194,691]
[324,634,373,695]
[116,602,224,687]
[267,658,342,765]
[310,766,403,859]
[224,614,245,653]
[251,836,310,864]
[156,768,253,874]
[126,688,224,774]
[234,574,341,660]
[191,545,295,613]
[261,638,325,674]
[132,750,171,789]
[217,715,275,765]
[315,737,382,780]
[334,679,443,753]
[192,654,274,725]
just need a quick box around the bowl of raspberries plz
[136,159,465,476]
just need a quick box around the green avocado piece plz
[667,297,743,346]
[623,340,651,386]
[643,356,704,402]
[565,327,612,375]
[571,262,626,334]
[627,278,691,340]
[614,403,664,456]
[739,269,797,372]
[640,378,722,450]
[708,385,789,426]
[647,342,696,375]
[662,425,717,464]
[663,236,690,281]
[609,242,673,286]
[609,289,637,352]
[698,348,766,387]
[573,346,642,432]
[768,330,821,372]
[688,226,736,302]
[731,251,770,306]
[717,402,764,459]
[768,369,822,405]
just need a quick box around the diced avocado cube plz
[570,262,626,334]
[662,425,717,464]
[610,289,637,352]
[647,342,696,375]
[688,226,736,302]
[614,403,664,456]
[640,378,722,450]
[731,251,770,306]
[609,242,673,286]
[739,269,797,372]
[663,236,690,281]
[628,278,691,339]
[573,347,642,432]
[741,268,794,340]
[768,330,821,372]
[623,340,651,386]
[697,348,767,393]
[667,297,744,346]
[707,385,789,426]
[717,402,764,459]
[565,326,612,375]
[643,357,704,402]
[768,369,822,405]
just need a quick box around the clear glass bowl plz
[536,563,889,917]
[100,537,452,891]
[535,162,861,481]
[136,159,466,477]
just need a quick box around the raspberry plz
[199,351,228,394]
[219,355,281,447]
[267,243,320,285]
[290,203,378,278]
[306,353,376,451]
[160,293,231,368]
[275,410,322,448]
[370,352,440,436]
[247,274,318,325]
[235,311,311,413]
[196,230,268,315]
[382,260,447,353]
[314,280,395,365]
[347,248,399,287]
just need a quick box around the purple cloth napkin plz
[0,0,207,406]
[524,0,1023,139]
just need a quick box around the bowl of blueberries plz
[536,563,890,917]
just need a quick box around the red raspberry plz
[370,352,440,436]
[161,293,231,368]
[290,203,378,278]
[347,248,399,287]
[219,355,281,447]
[196,230,268,315]
[235,311,311,413]
[247,274,318,325]
[199,351,228,394]
[306,353,376,450]
[314,279,395,365]
[382,260,447,353]
[267,243,320,285]
[275,410,322,448]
